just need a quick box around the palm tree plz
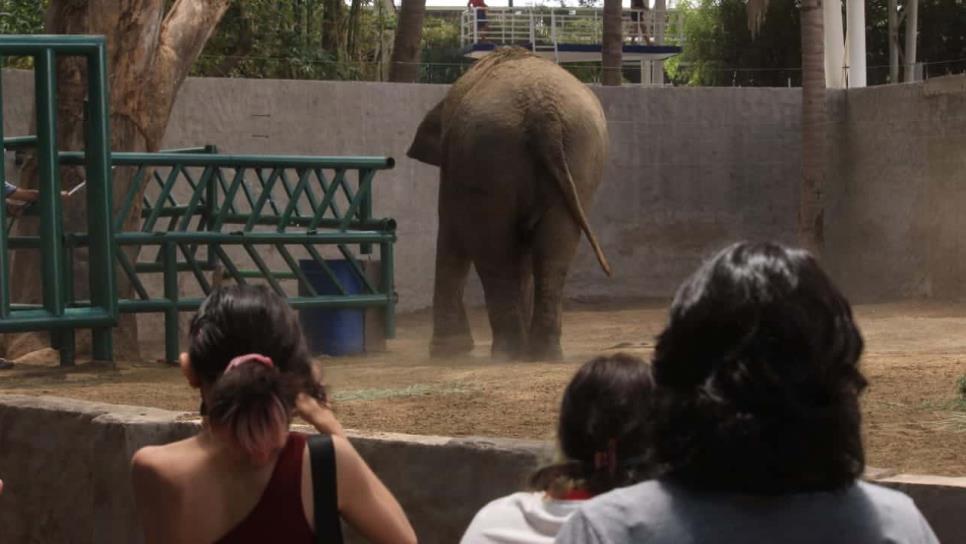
[601,0,623,86]
[747,0,825,255]
[390,0,427,82]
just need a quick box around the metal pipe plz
[60,152,396,170]
[35,49,66,318]
[163,242,180,363]
[115,231,395,244]
[0,61,8,319]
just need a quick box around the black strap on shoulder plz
[308,433,343,544]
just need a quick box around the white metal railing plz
[459,7,685,50]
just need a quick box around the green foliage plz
[418,12,470,83]
[957,374,966,404]
[671,0,966,87]
[0,0,46,34]
[422,13,460,48]
[866,0,966,83]
[194,0,396,81]
[0,0,48,68]
[669,0,802,87]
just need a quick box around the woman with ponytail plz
[131,285,416,544]
[459,353,657,544]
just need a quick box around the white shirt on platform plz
[460,491,584,544]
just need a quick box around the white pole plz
[888,0,898,83]
[824,0,846,88]
[652,0,666,85]
[904,0,919,82]
[846,0,867,87]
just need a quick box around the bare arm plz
[7,188,38,202]
[297,395,414,542]
[333,435,417,544]
[6,188,72,203]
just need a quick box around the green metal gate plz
[0,36,115,364]
[0,36,397,366]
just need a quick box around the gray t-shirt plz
[555,479,938,544]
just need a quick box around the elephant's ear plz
[407,99,444,167]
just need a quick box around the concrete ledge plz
[1,394,963,543]
[0,395,550,544]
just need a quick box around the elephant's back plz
[453,56,605,135]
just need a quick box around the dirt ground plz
[2,299,966,476]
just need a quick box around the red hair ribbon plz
[224,353,274,374]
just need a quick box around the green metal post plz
[205,165,218,269]
[360,169,374,255]
[86,40,115,361]
[35,49,77,365]
[163,240,179,363]
[35,50,66,321]
[381,240,395,338]
[55,242,76,366]
[0,64,9,319]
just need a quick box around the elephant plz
[407,47,611,361]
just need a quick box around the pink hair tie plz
[224,353,274,374]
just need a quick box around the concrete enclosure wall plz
[0,395,549,544]
[1,395,965,544]
[3,71,966,348]
[825,76,966,300]
[1,70,802,315]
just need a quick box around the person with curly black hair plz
[557,241,938,544]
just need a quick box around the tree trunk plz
[346,0,364,58]
[903,0,918,82]
[799,0,826,255]
[389,0,427,82]
[5,0,230,361]
[601,0,623,86]
[322,0,344,55]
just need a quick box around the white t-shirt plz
[460,491,585,544]
[556,479,939,544]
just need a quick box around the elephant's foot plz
[430,334,474,358]
[528,340,564,362]
[490,335,526,361]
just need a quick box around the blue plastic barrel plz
[298,259,365,356]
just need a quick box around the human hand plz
[60,190,70,198]
[295,392,345,437]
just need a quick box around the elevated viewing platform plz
[460,6,684,63]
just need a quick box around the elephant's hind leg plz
[529,206,582,361]
[476,258,529,360]
[431,226,474,358]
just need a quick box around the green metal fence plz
[0,35,115,365]
[1,36,397,366]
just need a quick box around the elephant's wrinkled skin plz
[407,48,611,361]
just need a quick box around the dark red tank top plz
[216,432,315,544]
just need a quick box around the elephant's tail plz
[538,139,613,277]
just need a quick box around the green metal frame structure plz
[0,36,115,365]
[0,36,397,366]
